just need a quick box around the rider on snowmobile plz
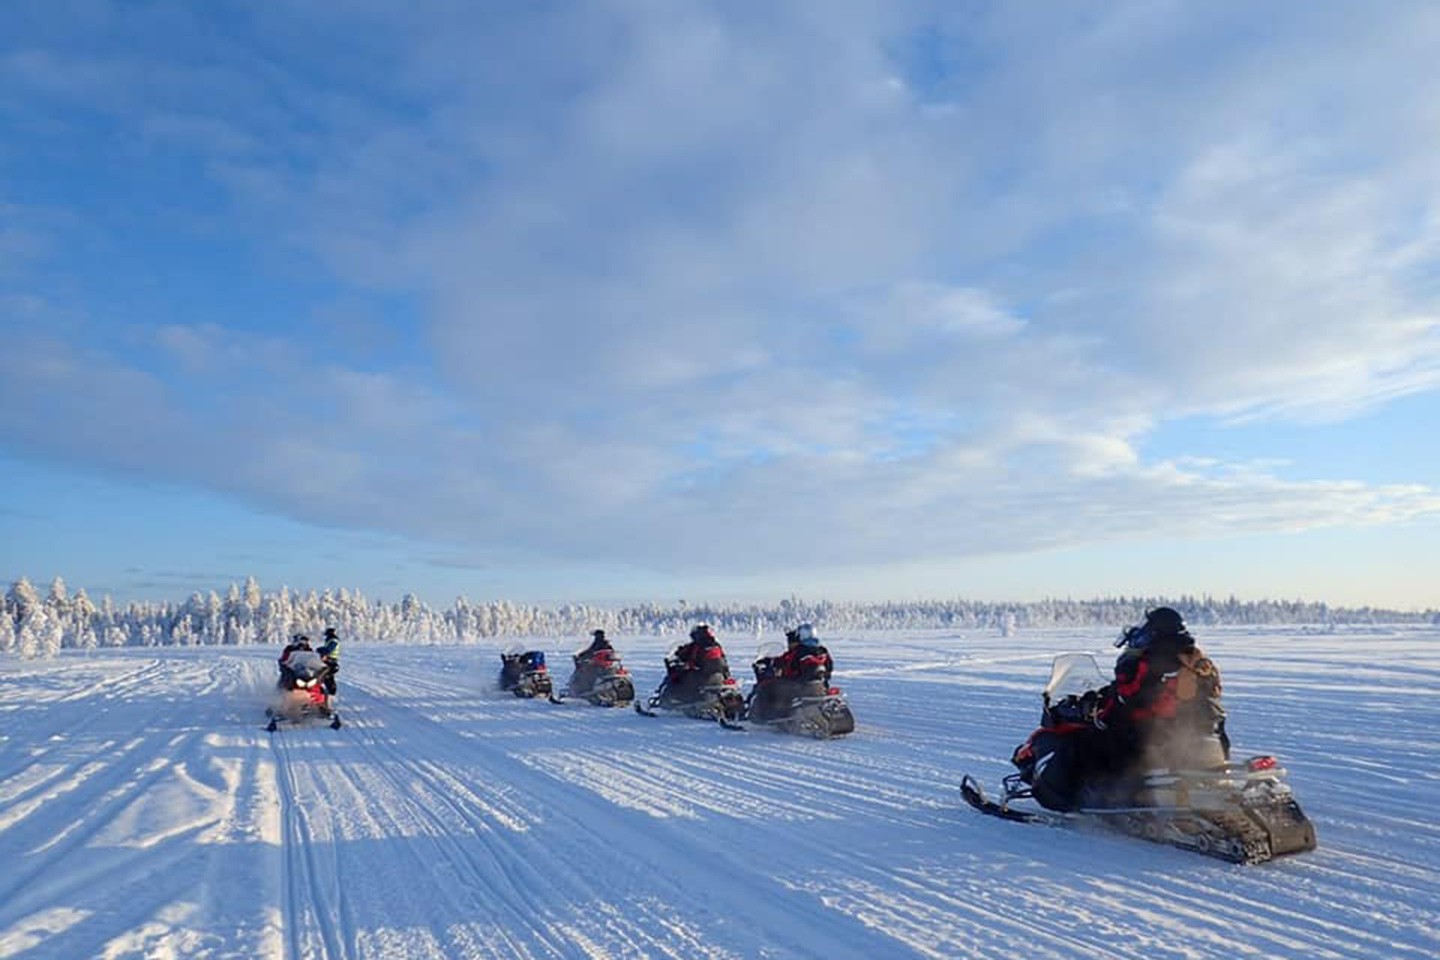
[576,629,613,660]
[787,623,833,688]
[570,629,618,693]
[751,623,832,719]
[1100,607,1228,769]
[665,623,731,701]
[278,634,312,688]
[1012,607,1228,811]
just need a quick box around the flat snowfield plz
[1,627,1436,959]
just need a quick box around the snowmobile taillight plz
[828,687,840,696]
[1247,755,1278,772]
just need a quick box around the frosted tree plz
[203,591,223,645]
[222,583,250,646]
[35,577,70,651]
[100,595,129,647]
[70,588,99,650]
[6,578,41,655]
[257,586,294,645]
[14,600,62,658]
[0,609,13,656]
[244,576,263,615]
[7,576,39,625]
[14,605,44,657]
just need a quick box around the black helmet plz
[323,627,338,640]
[784,629,799,645]
[291,634,311,648]
[1145,607,1186,637]
[1116,607,1190,650]
[592,629,606,640]
[689,623,715,642]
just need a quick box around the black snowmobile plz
[635,645,746,728]
[742,642,856,738]
[498,647,554,699]
[266,649,342,731]
[960,653,1316,864]
[550,646,636,707]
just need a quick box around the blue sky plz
[3,0,1439,611]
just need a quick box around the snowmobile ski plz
[264,705,341,732]
[960,775,1051,824]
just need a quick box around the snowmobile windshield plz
[287,650,326,680]
[753,641,785,661]
[1043,653,1108,701]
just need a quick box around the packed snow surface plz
[1,627,1437,959]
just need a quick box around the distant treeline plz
[4,574,1437,658]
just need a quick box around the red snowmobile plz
[267,649,341,731]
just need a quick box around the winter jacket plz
[1104,635,1227,762]
[670,637,730,679]
[576,635,613,661]
[279,641,311,664]
[787,645,834,685]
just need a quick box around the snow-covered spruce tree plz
[69,587,99,650]
[6,578,46,657]
[0,606,15,656]
[7,577,38,628]
[14,599,62,658]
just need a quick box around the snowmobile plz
[550,646,635,707]
[498,646,554,699]
[635,647,746,728]
[742,642,856,738]
[266,649,342,731]
[960,653,1316,864]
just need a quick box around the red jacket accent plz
[691,644,725,666]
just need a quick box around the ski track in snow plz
[0,627,1437,958]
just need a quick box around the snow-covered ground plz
[1,626,1437,959]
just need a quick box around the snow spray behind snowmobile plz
[960,653,1316,864]
[499,647,554,699]
[267,649,342,731]
[551,646,635,707]
[742,642,855,738]
[635,645,746,728]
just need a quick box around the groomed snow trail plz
[0,627,1437,958]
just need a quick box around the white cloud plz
[4,0,1440,589]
